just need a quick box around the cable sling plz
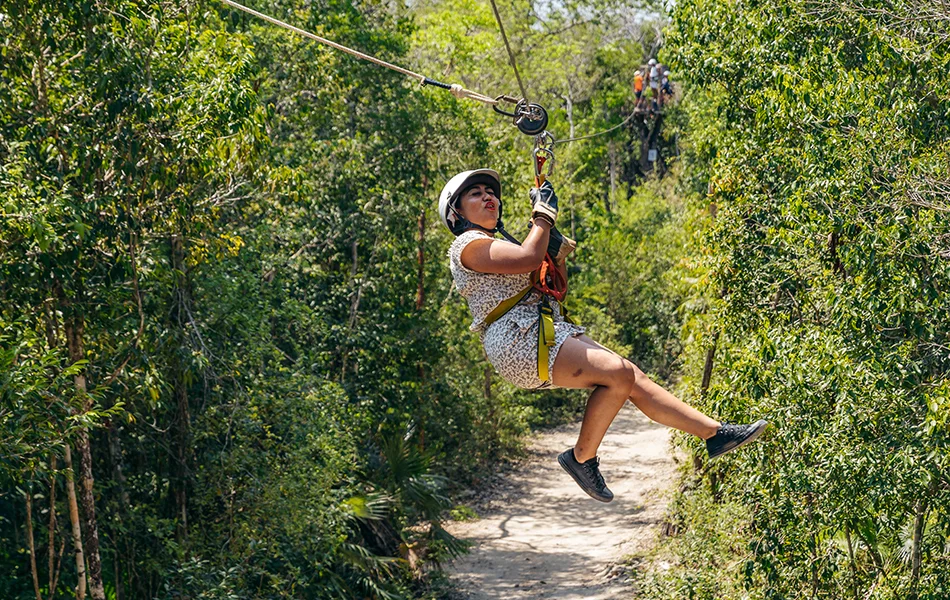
[487,0,530,105]
[220,0,500,105]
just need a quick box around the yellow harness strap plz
[483,285,571,383]
[482,284,534,327]
[537,298,556,381]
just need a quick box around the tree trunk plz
[106,424,128,600]
[608,140,618,207]
[415,178,428,450]
[25,483,42,600]
[170,233,192,541]
[483,362,494,430]
[700,331,719,398]
[76,429,105,600]
[65,316,106,600]
[64,445,87,600]
[909,478,938,600]
[562,82,575,139]
[416,208,426,311]
[48,455,57,594]
[845,527,859,600]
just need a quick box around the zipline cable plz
[553,110,641,144]
[220,0,500,105]
[487,0,530,106]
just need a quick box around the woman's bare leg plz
[552,334,719,462]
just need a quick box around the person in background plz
[648,58,660,111]
[662,70,674,102]
[633,69,645,110]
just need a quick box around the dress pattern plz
[448,230,586,389]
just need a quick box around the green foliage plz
[635,477,752,599]
[649,0,950,598]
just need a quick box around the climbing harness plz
[220,0,548,137]
[481,269,572,384]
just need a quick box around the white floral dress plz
[448,230,586,389]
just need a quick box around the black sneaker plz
[557,448,614,503]
[706,420,769,460]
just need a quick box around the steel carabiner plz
[533,131,556,186]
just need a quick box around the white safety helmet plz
[648,58,657,66]
[664,70,671,76]
[438,169,502,235]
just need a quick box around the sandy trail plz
[445,409,676,599]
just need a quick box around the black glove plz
[529,180,559,225]
[547,225,576,262]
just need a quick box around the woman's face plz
[458,183,499,230]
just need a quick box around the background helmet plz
[648,58,657,66]
[438,169,502,235]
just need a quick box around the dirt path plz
[445,409,677,599]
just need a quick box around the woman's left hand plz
[547,225,576,262]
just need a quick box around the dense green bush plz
[648,0,950,598]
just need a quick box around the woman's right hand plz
[529,181,559,225]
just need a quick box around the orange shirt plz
[633,74,644,92]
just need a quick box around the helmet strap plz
[449,205,520,245]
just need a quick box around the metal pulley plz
[493,96,549,136]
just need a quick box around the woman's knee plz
[598,355,642,395]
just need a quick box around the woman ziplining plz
[439,169,769,502]
[222,0,770,501]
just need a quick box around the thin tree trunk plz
[608,140,618,206]
[107,426,128,600]
[170,233,192,541]
[48,455,57,594]
[341,235,380,381]
[700,331,719,398]
[76,430,105,600]
[340,238,360,382]
[64,445,87,600]
[854,527,885,574]
[483,363,494,429]
[845,527,859,600]
[66,316,106,600]
[909,478,938,600]
[562,82,575,139]
[416,208,426,311]
[415,178,428,451]
[174,379,191,540]
[107,424,130,511]
[25,483,42,600]
[47,538,65,600]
